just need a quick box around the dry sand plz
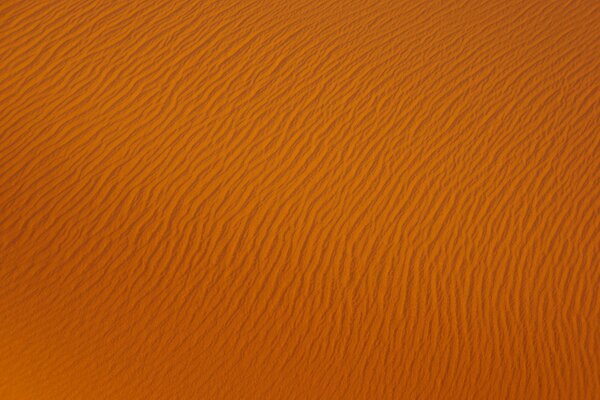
[0,0,599,398]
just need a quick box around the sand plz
[0,0,599,398]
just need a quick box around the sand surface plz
[1,0,599,398]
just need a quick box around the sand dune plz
[0,0,599,398]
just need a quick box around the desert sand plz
[0,0,599,398]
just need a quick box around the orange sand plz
[1,0,599,398]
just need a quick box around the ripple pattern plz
[0,0,599,399]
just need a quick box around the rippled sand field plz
[1,0,599,398]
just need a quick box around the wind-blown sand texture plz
[1,0,599,398]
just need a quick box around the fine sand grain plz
[1,0,599,398]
